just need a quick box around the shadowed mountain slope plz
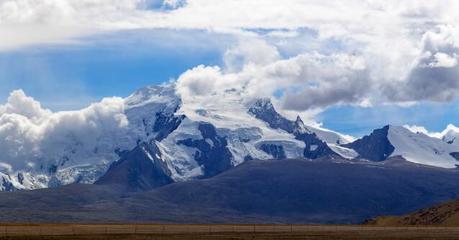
[95,142,173,192]
[1,158,459,224]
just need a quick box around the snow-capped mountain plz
[1,83,459,192]
[439,124,459,145]
[346,125,459,168]
[0,83,348,191]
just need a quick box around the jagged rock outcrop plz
[96,142,173,192]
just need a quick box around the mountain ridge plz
[1,83,459,191]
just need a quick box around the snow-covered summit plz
[347,125,459,168]
[125,84,180,109]
[440,124,459,145]
[388,125,459,168]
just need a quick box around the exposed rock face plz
[258,144,287,160]
[344,126,395,161]
[248,98,299,134]
[0,176,16,192]
[295,132,337,159]
[248,98,335,159]
[96,142,173,192]
[153,112,186,141]
[450,152,459,161]
[177,123,233,177]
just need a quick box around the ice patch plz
[329,144,359,159]
[310,145,318,151]
[388,126,459,168]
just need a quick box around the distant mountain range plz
[1,83,459,191]
[1,83,459,224]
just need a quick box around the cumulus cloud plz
[384,25,459,103]
[2,0,459,116]
[176,49,370,111]
[166,1,459,112]
[279,54,369,110]
[223,38,280,72]
[176,65,223,97]
[0,90,129,172]
[175,25,458,111]
[0,90,51,120]
[429,52,458,68]
[176,39,373,110]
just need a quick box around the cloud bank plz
[2,1,459,127]
[175,25,459,112]
[0,90,128,172]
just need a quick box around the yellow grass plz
[0,224,459,239]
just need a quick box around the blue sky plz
[0,29,228,109]
[318,102,459,136]
[1,1,458,137]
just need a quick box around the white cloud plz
[0,90,51,120]
[384,25,459,103]
[279,53,369,110]
[0,0,143,50]
[0,0,457,49]
[176,49,370,113]
[223,38,280,72]
[168,1,459,112]
[176,65,222,97]
[0,90,129,171]
[2,0,459,115]
[429,52,458,68]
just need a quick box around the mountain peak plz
[344,125,395,162]
[441,124,459,145]
[248,98,275,112]
[248,98,299,134]
[295,115,303,124]
[125,83,180,109]
[344,124,459,168]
